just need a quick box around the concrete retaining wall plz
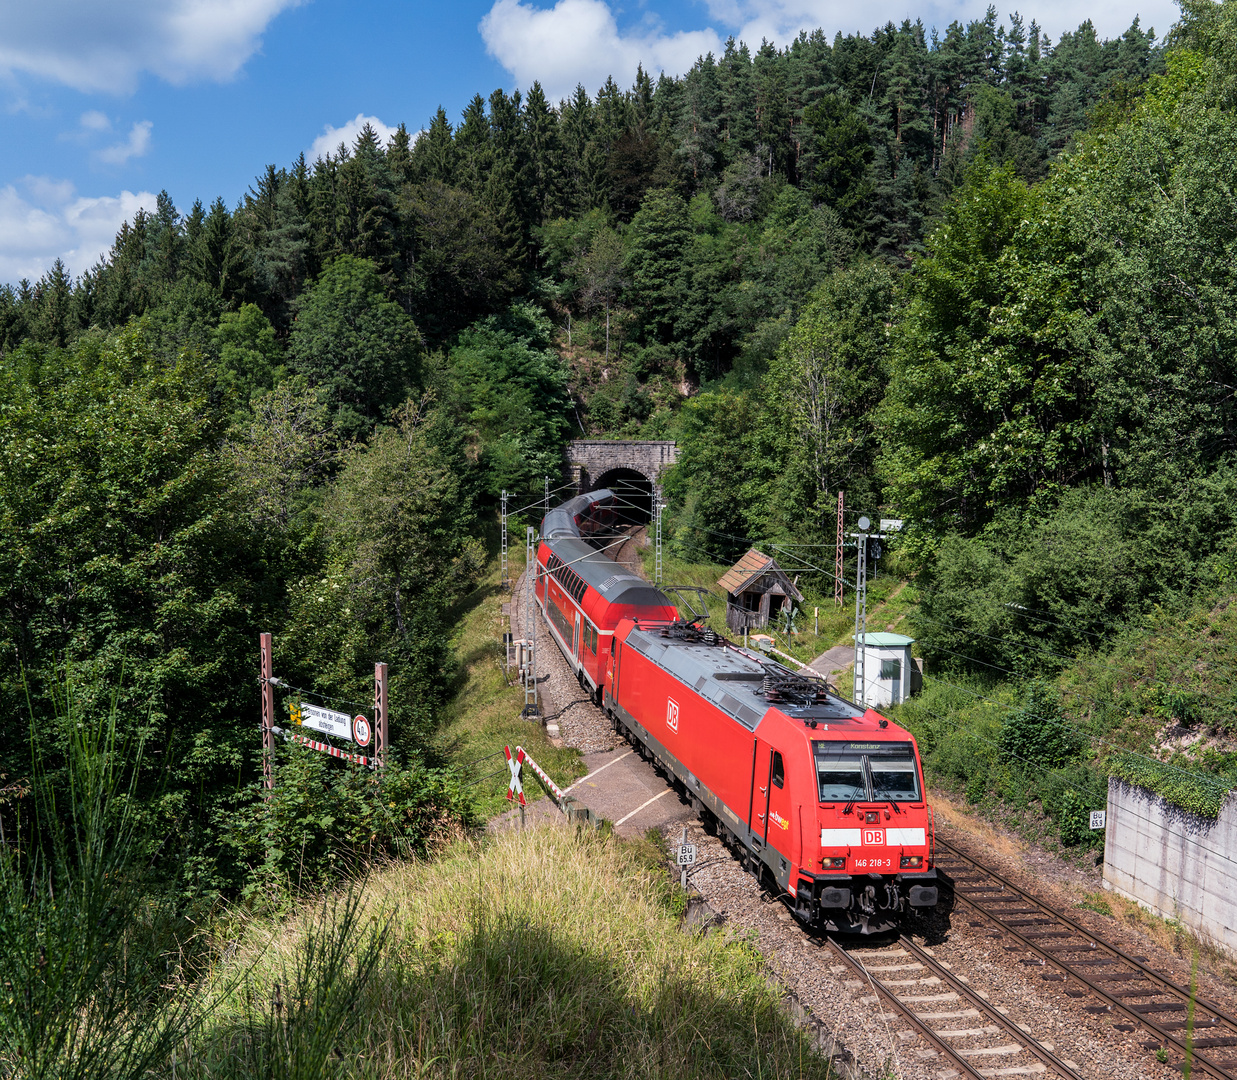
[1104,777,1237,955]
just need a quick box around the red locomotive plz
[537,491,939,932]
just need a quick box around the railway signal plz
[505,744,526,830]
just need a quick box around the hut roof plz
[716,548,804,602]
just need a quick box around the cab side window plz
[771,751,784,789]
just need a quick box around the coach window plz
[771,751,784,789]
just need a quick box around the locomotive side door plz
[749,740,793,862]
[748,738,773,851]
[764,748,793,863]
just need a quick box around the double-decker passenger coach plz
[535,490,678,703]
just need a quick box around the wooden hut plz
[717,548,804,633]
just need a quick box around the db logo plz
[862,829,885,845]
[666,697,680,732]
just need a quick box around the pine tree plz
[676,55,722,190]
[145,191,184,291]
[387,123,416,185]
[523,81,563,224]
[31,259,73,347]
[753,41,793,177]
[191,197,250,302]
[455,93,493,196]
[593,77,631,152]
[786,29,834,181]
[307,153,340,265]
[335,123,399,275]
[717,38,757,168]
[559,84,597,214]
[411,107,456,184]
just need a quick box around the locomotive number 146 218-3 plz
[853,829,892,869]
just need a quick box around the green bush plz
[1057,789,1096,846]
[964,766,990,805]
[999,679,1083,769]
[220,743,473,899]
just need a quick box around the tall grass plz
[0,690,204,1080]
[186,890,387,1080]
[191,825,835,1079]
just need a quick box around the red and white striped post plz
[260,632,275,790]
[374,661,388,766]
[517,746,565,803]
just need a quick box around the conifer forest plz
[6,0,1237,902]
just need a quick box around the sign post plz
[676,826,696,889]
[260,633,275,791]
[852,515,871,706]
[1090,810,1106,830]
[374,661,388,766]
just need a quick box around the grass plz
[186,825,837,1079]
[435,548,584,819]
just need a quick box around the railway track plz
[936,837,1237,1078]
[608,524,645,575]
[816,932,1084,1079]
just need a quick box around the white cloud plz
[479,0,724,102]
[0,176,156,284]
[96,120,153,166]
[0,0,303,95]
[308,113,399,162]
[79,109,111,132]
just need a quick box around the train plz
[536,489,939,933]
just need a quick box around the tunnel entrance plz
[592,468,654,526]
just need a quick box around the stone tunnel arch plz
[592,467,654,525]
[566,441,679,524]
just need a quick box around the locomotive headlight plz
[824,857,846,868]
[900,855,923,869]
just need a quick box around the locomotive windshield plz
[814,741,921,803]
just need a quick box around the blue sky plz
[0,0,1179,286]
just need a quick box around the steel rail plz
[900,936,1084,1078]
[937,837,1237,1077]
[819,934,1084,1079]
[818,937,989,1080]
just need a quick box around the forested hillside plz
[8,0,1237,890]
